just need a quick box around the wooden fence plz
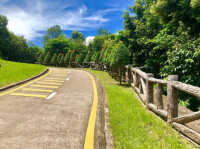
[124,65,200,145]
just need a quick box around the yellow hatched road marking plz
[45,77,66,81]
[36,82,62,85]
[30,85,59,89]
[22,88,53,93]
[50,76,67,77]
[0,70,53,97]
[42,80,65,83]
[84,72,98,149]
[10,93,48,98]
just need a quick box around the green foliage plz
[38,53,45,63]
[69,50,76,62]
[44,52,51,64]
[43,25,62,43]
[75,54,79,62]
[60,54,64,64]
[64,50,71,63]
[84,50,91,62]
[71,30,84,41]
[110,44,130,68]
[77,54,85,63]
[57,53,62,63]
[51,54,57,64]
[44,35,72,55]
[91,52,96,62]
[97,27,110,35]
[94,52,101,63]
[92,36,106,52]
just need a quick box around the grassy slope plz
[88,70,195,149]
[0,59,46,87]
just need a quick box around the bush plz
[69,50,76,62]
[57,53,62,64]
[60,54,64,64]
[84,50,91,62]
[75,54,79,62]
[111,44,130,84]
[44,52,51,65]
[64,50,71,63]
[38,53,45,64]
[51,53,57,64]
[77,54,85,63]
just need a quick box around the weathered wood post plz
[167,75,178,123]
[134,68,139,88]
[156,83,163,109]
[146,73,154,108]
[126,65,131,84]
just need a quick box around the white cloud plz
[85,36,95,46]
[0,0,122,40]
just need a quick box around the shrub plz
[84,50,91,62]
[51,53,57,64]
[44,52,51,65]
[64,50,71,63]
[69,50,76,62]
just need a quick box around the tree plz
[69,50,76,62]
[44,35,72,55]
[51,54,57,65]
[84,50,91,62]
[75,54,79,62]
[38,53,45,64]
[64,50,71,63]
[77,54,85,63]
[97,27,110,35]
[60,54,64,66]
[111,44,130,84]
[71,30,84,41]
[44,52,51,65]
[92,36,106,52]
[43,25,62,43]
[57,53,62,64]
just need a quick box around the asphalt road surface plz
[0,68,105,149]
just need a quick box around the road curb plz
[86,70,114,149]
[0,68,49,92]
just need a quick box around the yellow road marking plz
[0,70,53,97]
[84,72,98,149]
[10,93,47,98]
[36,82,62,85]
[30,85,59,89]
[22,88,53,93]
[45,77,66,81]
[42,80,65,83]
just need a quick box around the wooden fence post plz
[134,68,139,87]
[146,73,154,108]
[167,75,178,123]
[126,65,131,84]
[156,83,163,109]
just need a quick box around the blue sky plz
[0,0,133,47]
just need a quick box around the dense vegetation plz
[0,0,200,110]
[88,69,194,149]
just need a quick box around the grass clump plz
[88,69,195,149]
[0,59,46,87]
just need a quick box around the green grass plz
[0,59,46,87]
[88,69,195,149]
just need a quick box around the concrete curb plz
[0,68,49,92]
[86,70,114,149]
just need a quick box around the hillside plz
[0,59,46,87]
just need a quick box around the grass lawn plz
[88,69,195,149]
[0,59,46,87]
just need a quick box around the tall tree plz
[43,25,62,43]
[71,30,84,41]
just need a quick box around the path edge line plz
[86,70,114,149]
[0,68,49,92]
[84,71,98,149]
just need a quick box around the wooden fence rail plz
[124,65,200,145]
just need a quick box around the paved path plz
[0,68,104,148]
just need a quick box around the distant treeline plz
[0,15,42,63]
